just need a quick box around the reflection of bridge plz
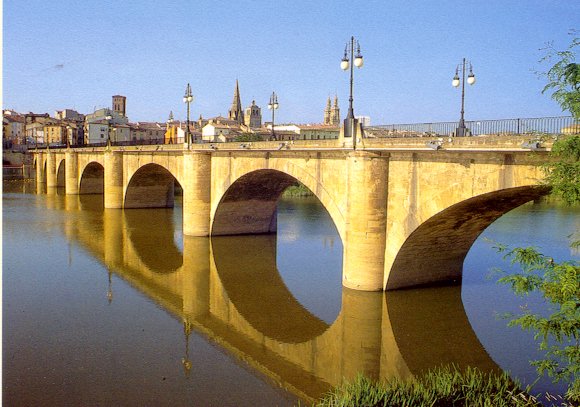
[34,135,550,291]
[55,195,500,402]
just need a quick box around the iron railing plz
[366,116,579,137]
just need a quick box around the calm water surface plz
[3,180,579,406]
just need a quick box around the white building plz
[356,115,371,127]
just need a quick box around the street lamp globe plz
[354,43,363,67]
[341,58,349,71]
[452,74,460,87]
[467,72,476,85]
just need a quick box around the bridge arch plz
[211,168,343,239]
[56,158,66,188]
[125,163,181,209]
[385,185,551,290]
[79,162,104,194]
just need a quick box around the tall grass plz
[313,366,575,406]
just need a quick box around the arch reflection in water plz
[62,202,501,402]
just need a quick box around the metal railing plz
[366,116,579,137]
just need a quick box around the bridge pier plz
[342,152,388,291]
[65,150,79,195]
[104,150,124,208]
[46,151,57,189]
[35,152,45,183]
[183,152,211,236]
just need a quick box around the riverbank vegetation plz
[313,366,547,407]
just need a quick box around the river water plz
[3,180,578,406]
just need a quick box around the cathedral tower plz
[324,96,340,125]
[331,95,340,125]
[323,97,332,125]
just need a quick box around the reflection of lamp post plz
[341,36,364,148]
[267,92,279,141]
[182,320,193,377]
[107,269,113,304]
[452,58,476,137]
[183,83,194,146]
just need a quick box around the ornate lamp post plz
[166,111,174,144]
[267,92,279,141]
[452,58,476,137]
[183,83,194,145]
[105,114,112,146]
[341,36,364,147]
[66,125,71,148]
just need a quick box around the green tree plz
[542,135,580,205]
[539,32,580,119]
[495,33,580,403]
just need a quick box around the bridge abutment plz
[342,152,388,291]
[183,152,212,236]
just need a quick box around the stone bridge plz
[33,135,550,291]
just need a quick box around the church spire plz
[229,80,244,124]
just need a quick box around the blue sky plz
[3,0,579,125]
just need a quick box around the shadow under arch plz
[79,162,104,194]
[125,163,179,209]
[124,208,183,274]
[386,185,551,290]
[212,169,305,236]
[56,159,66,188]
[385,285,501,375]
[211,234,329,343]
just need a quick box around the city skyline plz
[3,0,579,124]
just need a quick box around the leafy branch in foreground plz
[539,32,580,119]
[542,135,580,205]
[494,244,580,402]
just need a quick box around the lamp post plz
[267,92,279,141]
[341,36,364,148]
[66,125,71,148]
[167,111,174,144]
[183,83,194,145]
[452,58,476,137]
[105,114,112,146]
